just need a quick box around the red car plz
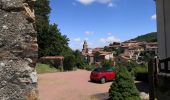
[90,67,116,84]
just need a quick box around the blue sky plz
[49,0,157,50]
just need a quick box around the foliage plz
[101,60,114,67]
[104,47,124,56]
[104,46,114,52]
[139,51,156,63]
[36,63,58,74]
[84,65,99,71]
[34,0,70,57]
[63,55,76,71]
[116,62,136,77]
[39,59,62,69]
[131,32,157,42]
[73,50,86,68]
[117,62,148,77]
[109,66,140,100]
[134,65,148,74]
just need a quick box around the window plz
[106,68,113,72]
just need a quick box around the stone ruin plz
[0,0,38,99]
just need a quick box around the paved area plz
[38,70,112,100]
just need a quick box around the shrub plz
[36,63,58,74]
[109,66,140,100]
[134,65,148,82]
[63,55,76,71]
[38,59,61,69]
[84,65,98,71]
[101,60,114,67]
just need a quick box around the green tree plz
[131,32,157,42]
[63,55,76,71]
[73,50,85,68]
[34,0,70,57]
[34,0,50,57]
[109,66,140,100]
[101,60,114,68]
[139,51,156,63]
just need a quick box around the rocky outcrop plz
[0,0,38,99]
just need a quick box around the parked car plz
[90,67,116,84]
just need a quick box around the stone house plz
[93,51,114,62]
[120,42,145,61]
[114,55,131,63]
[145,42,158,55]
[82,41,113,65]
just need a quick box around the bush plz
[101,60,114,67]
[39,59,61,69]
[63,55,76,71]
[116,62,148,78]
[84,65,98,71]
[36,63,58,74]
[134,66,148,82]
[73,50,86,68]
[109,66,140,100]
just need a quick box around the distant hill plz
[131,32,157,42]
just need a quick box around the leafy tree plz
[139,51,156,63]
[131,32,157,42]
[104,46,114,52]
[63,55,76,71]
[101,60,114,68]
[34,0,51,57]
[109,66,140,100]
[34,0,70,57]
[113,48,124,56]
[73,50,85,68]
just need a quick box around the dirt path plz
[38,70,112,100]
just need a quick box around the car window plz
[93,68,101,72]
[106,68,113,72]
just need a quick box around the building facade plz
[82,41,113,65]
[156,0,170,99]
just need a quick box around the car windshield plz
[93,68,101,72]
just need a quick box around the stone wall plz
[0,0,38,100]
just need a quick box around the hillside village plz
[82,40,158,65]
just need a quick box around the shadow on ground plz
[135,81,149,93]
[88,80,113,84]
[91,92,109,100]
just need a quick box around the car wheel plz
[100,77,106,84]
[90,79,93,82]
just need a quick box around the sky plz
[49,0,157,50]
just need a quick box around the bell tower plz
[82,40,88,53]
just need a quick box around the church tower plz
[82,40,88,54]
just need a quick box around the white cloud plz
[76,0,95,5]
[107,32,112,35]
[97,0,112,4]
[74,38,81,42]
[85,31,94,36]
[76,0,116,7]
[151,14,156,20]
[100,36,121,43]
[108,2,113,7]
[108,2,116,7]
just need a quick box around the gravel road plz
[38,70,112,100]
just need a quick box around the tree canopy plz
[131,32,157,42]
[34,0,71,57]
[109,66,140,100]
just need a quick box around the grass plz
[134,66,148,82]
[134,66,148,74]
[36,63,59,74]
